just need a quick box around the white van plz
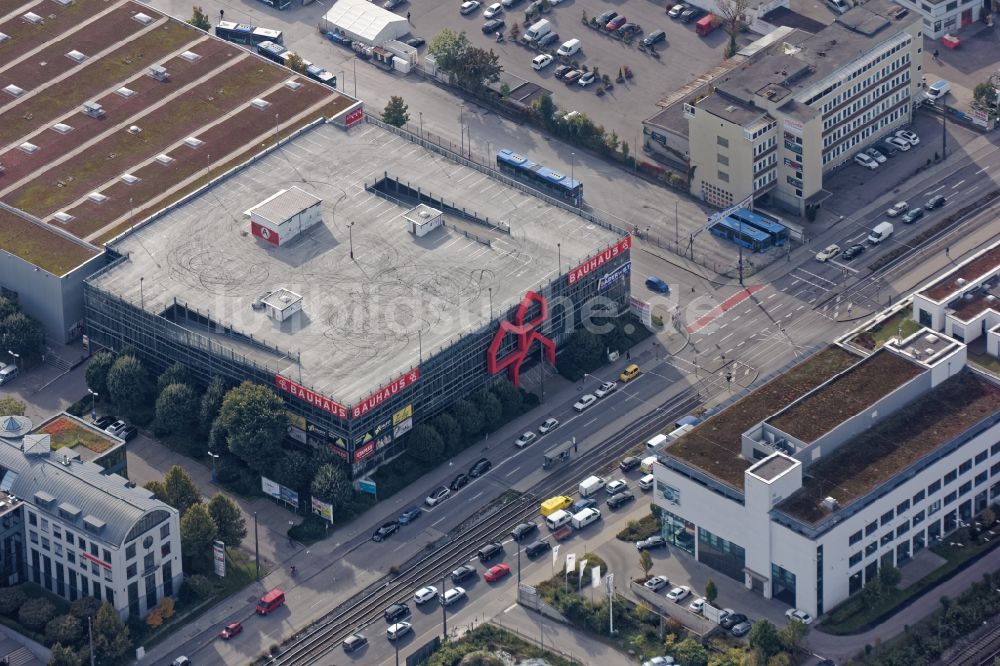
[645,434,668,452]
[571,507,601,529]
[557,38,581,56]
[0,364,18,385]
[925,80,950,102]
[523,19,552,43]
[826,0,850,13]
[867,221,894,245]
[579,475,606,497]
[545,509,573,530]
[639,474,656,491]
[640,455,659,474]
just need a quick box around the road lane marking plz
[976,166,990,175]
[967,186,979,194]
[686,284,767,333]
[432,514,449,527]
[503,604,517,613]
[952,180,965,189]
[928,185,945,194]
[767,293,777,299]
[505,465,522,478]
[720,333,734,343]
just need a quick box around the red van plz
[256,588,285,615]
[696,14,719,36]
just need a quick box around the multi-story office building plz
[684,0,923,214]
[0,415,182,618]
[891,0,985,39]
[652,335,1000,618]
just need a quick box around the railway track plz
[943,619,1000,666]
[267,386,703,665]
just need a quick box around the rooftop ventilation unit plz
[52,123,73,134]
[22,12,42,23]
[284,80,302,90]
[149,65,168,80]
[924,333,940,344]
[909,347,920,358]
[53,212,73,224]
[133,12,153,25]
[251,98,270,110]
[821,496,839,511]
[184,136,204,148]
[155,154,174,165]
[957,277,968,286]
[116,86,136,98]
[120,173,140,185]
[4,84,24,98]
[83,101,104,117]
[66,49,86,62]
[88,192,108,204]
[180,50,200,62]
[18,142,38,154]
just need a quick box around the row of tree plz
[556,313,651,381]
[0,296,44,365]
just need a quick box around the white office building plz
[653,334,1000,618]
[0,420,182,618]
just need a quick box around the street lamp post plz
[253,511,260,580]
[139,276,144,311]
[441,572,448,639]
[419,111,423,137]
[348,222,355,259]
[460,104,465,156]
[87,389,98,421]
[557,243,561,273]
[7,351,19,372]
[207,451,220,481]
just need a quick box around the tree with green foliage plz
[473,391,502,432]
[69,597,101,621]
[879,564,901,592]
[156,362,194,394]
[450,399,482,438]
[532,93,557,130]
[181,504,218,573]
[454,46,503,90]
[92,602,129,664]
[0,312,45,361]
[974,82,998,109]
[0,297,18,322]
[748,619,782,660]
[48,644,83,666]
[639,549,653,577]
[153,383,201,438]
[311,463,353,508]
[408,424,445,463]
[0,586,25,615]
[428,29,471,75]
[45,614,83,646]
[18,597,56,631]
[208,493,246,548]
[431,414,462,455]
[704,578,718,605]
[164,465,202,515]
[0,397,25,416]
[673,636,708,666]
[179,574,214,603]
[188,5,210,30]
[199,377,227,438]
[277,450,315,494]
[779,615,809,653]
[86,351,116,398]
[285,52,307,73]
[382,96,410,127]
[491,380,523,420]
[106,355,153,420]
[766,654,791,666]
[212,381,288,473]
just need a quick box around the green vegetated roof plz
[922,244,1000,300]
[768,349,923,443]
[777,371,1000,524]
[667,345,859,490]
[0,208,98,276]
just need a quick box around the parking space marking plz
[952,180,965,189]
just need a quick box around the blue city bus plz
[305,64,337,89]
[215,21,284,46]
[728,208,788,246]
[710,217,771,252]
[256,41,288,65]
[496,149,582,206]
[255,0,291,10]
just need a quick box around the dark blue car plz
[398,506,422,525]
[570,498,598,513]
[645,276,669,293]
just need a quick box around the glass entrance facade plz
[697,527,746,582]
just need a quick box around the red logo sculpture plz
[487,291,556,387]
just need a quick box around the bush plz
[45,614,83,646]
[0,586,27,615]
[178,575,215,604]
[616,511,662,542]
[18,597,56,631]
[289,515,330,542]
[69,597,101,621]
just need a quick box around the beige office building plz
[685,0,923,214]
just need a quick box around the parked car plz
[666,586,691,602]
[570,498,598,513]
[500,0,522,7]
[689,597,706,613]
[469,457,492,478]
[895,129,919,146]
[386,622,412,640]
[645,276,669,293]
[639,473,655,490]
[680,8,701,22]
[105,420,128,436]
[514,431,537,448]
[563,70,584,84]
[607,491,635,509]
[172,658,191,666]
[484,563,511,582]
[414,586,438,604]
[484,2,503,17]
[342,633,368,652]
[405,37,426,48]
[573,394,597,411]
[451,564,477,583]
[120,425,138,441]
[884,135,911,152]
[901,207,924,224]
[642,658,676,666]
[525,540,550,557]
[554,64,573,79]
[926,194,946,209]
[815,244,840,262]
[440,586,467,606]
[644,575,669,591]
[643,30,666,47]
[606,479,628,495]
[578,71,597,87]
[606,15,627,30]
[668,3,688,17]
[372,521,399,542]
[537,31,560,48]
[731,620,753,637]
[866,147,887,164]
[720,612,747,629]
[620,456,640,472]
[511,522,538,540]
[854,152,879,170]
[425,486,451,506]
[398,506,422,524]
[595,381,617,398]
[841,244,866,261]
[785,608,813,624]
[598,10,619,23]
[532,54,553,70]
[482,18,505,33]
[382,0,406,9]
[460,0,481,14]
[538,417,559,434]
[617,23,640,35]
[384,602,410,623]
[637,535,667,550]
[477,541,504,562]
[450,473,470,491]
[93,415,116,430]
[885,201,909,217]
[220,621,243,639]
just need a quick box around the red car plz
[220,621,243,639]
[606,15,627,30]
[484,563,511,582]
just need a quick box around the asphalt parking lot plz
[409,0,728,139]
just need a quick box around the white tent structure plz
[321,0,409,46]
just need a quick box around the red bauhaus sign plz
[251,221,280,246]
[344,107,364,128]
[275,375,348,420]
[567,236,632,286]
[352,369,420,419]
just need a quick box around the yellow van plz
[540,495,573,517]
[619,364,640,383]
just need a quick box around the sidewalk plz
[492,604,631,666]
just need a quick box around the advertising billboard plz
[311,496,334,522]
[352,369,420,419]
[567,236,632,285]
[274,375,348,419]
